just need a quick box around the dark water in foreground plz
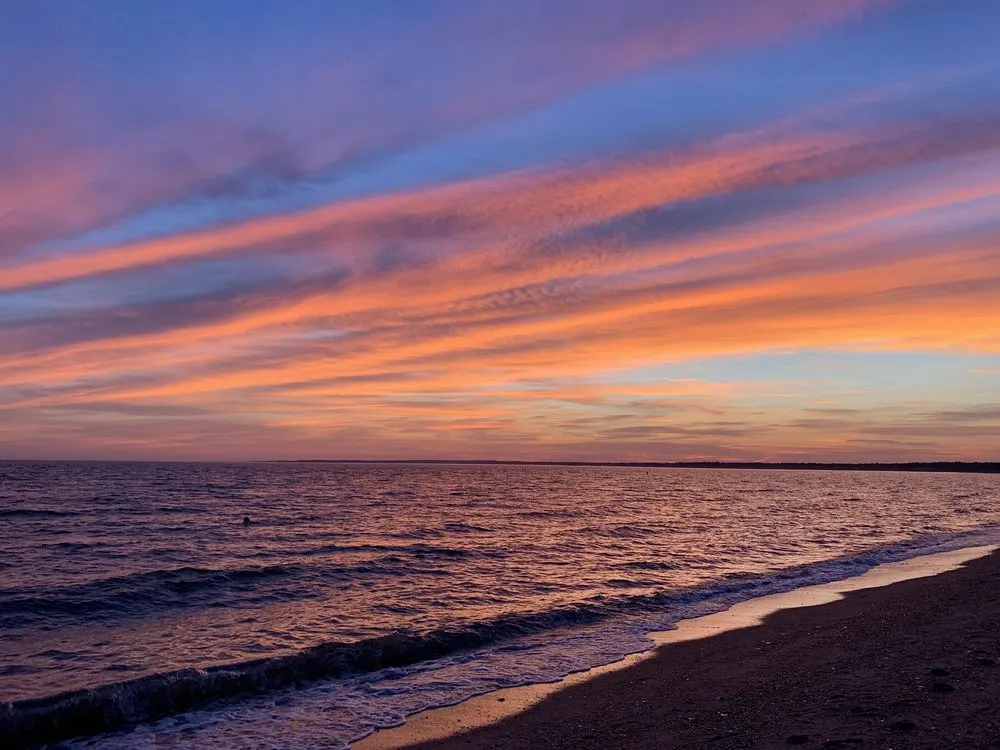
[1,462,998,748]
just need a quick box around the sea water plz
[1,461,997,747]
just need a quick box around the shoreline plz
[356,545,999,749]
[269,460,1000,474]
[9,542,997,749]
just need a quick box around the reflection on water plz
[0,462,997,747]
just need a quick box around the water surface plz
[1,461,997,747]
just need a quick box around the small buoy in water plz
[243,516,251,525]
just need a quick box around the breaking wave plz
[4,527,998,749]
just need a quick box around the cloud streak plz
[0,0,894,259]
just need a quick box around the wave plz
[620,560,681,571]
[441,522,493,533]
[5,530,997,749]
[0,508,76,519]
[252,542,481,560]
[0,564,304,627]
[0,542,488,628]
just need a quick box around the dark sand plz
[403,550,1000,749]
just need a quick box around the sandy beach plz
[362,547,1000,749]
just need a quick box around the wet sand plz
[358,546,1000,749]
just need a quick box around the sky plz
[0,0,998,462]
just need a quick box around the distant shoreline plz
[273,459,1000,473]
[3,459,997,473]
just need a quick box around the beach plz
[368,548,1000,749]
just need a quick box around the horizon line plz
[2,458,998,473]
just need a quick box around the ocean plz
[2,461,998,748]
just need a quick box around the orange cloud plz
[3,86,999,460]
[2,0,893,265]
[9,104,997,294]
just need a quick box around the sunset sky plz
[1,0,998,461]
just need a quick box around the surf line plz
[354,544,997,749]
